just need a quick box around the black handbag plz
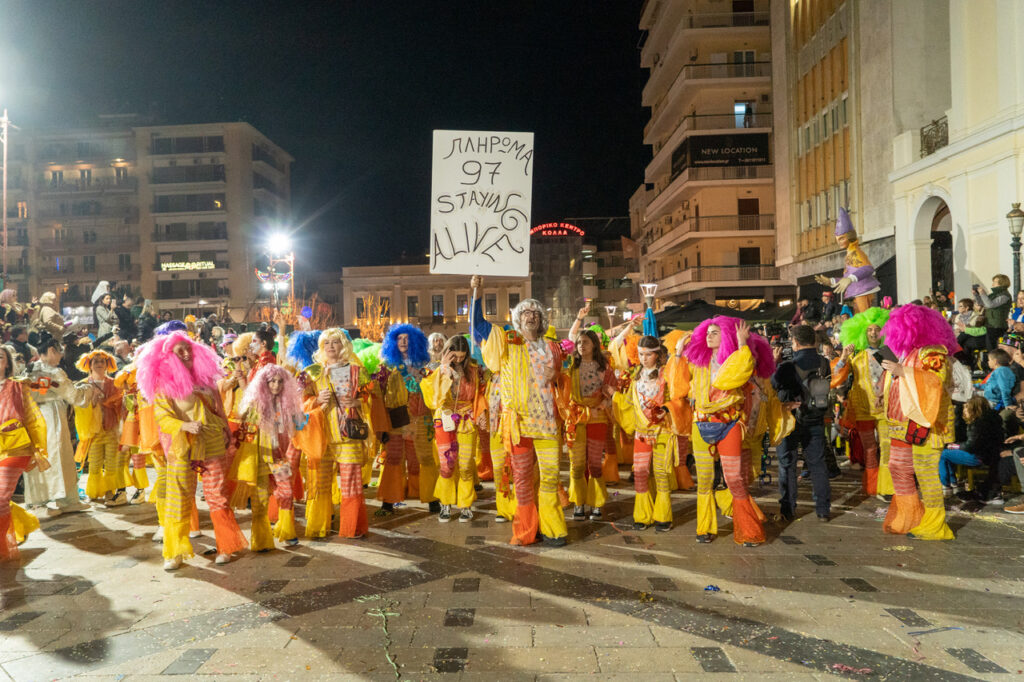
[387,405,411,429]
[339,408,369,441]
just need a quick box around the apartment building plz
[2,117,291,321]
[633,0,791,308]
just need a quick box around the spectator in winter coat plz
[982,349,1018,410]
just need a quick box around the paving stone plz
[885,607,932,627]
[443,607,476,626]
[840,577,878,593]
[648,577,678,591]
[691,646,737,672]
[0,612,44,632]
[160,648,217,675]
[946,647,1009,673]
[453,577,481,592]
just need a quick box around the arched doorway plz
[930,202,953,294]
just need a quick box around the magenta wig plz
[135,331,225,402]
[685,315,775,378]
[238,364,305,439]
[882,304,958,359]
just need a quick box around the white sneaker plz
[438,505,452,522]
[495,515,509,523]
[44,505,63,518]
[163,556,183,571]
[188,530,202,538]
[152,526,164,543]
[129,489,145,505]
[59,501,91,513]
[106,490,128,507]
[458,508,474,523]
[215,553,231,565]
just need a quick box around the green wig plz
[352,338,374,353]
[839,307,891,352]
[356,342,383,374]
[588,324,609,348]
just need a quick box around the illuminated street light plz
[267,232,292,257]
[640,282,658,308]
[605,305,617,321]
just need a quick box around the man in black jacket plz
[771,324,833,522]
[113,296,137,342]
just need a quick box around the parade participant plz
[249,327,278,379]
[427,332,446,370]
[378,324,437,514]
[137,331,247,570]
[74,350,127,506]
[832,307,892,496]
[683,316,776,546]
[421,335,486,522]
[610,332,680,531]
[23,338,91,515]
[232,364,305,550]
[114,362,153,504]
[0,345,49,561]
[303,328,383,539]
[663,329,697,492]
[561,328,615,521]
[880,304,957,540]
[814,208,881,314]
[470,275,566,546]
[485,365,516,522]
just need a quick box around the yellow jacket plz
[0,379,47,462]
[420,363,487,434]
[153,389,229,463]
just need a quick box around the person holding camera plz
[973,275,1012,350]
[771,325,833,522]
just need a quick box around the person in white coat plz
[23,337,91,516]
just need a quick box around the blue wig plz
[380,324,429,368]
[155,320,187,336]
[285,330,322,369]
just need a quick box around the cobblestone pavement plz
[3,464,1024,681]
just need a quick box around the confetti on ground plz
[831,663,873,674]
[883,546,914,552]
[705,585,721,592]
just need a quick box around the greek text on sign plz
[430,130,534,277]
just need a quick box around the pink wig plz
[882,304,958,359]
[238,364,305,439]
[685,315,775,378]
[135,331,225,402]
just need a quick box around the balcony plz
[658,264,781,296]
[646,165,774,220]
[648,61,771,127]
[36,177,138,194]
[1,263,29,276]
[683,11,769,29]
[37,234,140,251]
[646,214,775,258]
[37,207,139,224]
[582,261,598,277]
[152,226,228,242]
[649,112,772,154]
[920,116,948,158]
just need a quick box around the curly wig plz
[380,324,429,368]
[285,330,322,370]
[882,304,958,359]
[135,331,224,401]
[511,298,548,336]
[75,349,118,375]
[685,316,775,378]
[313,328,360,367]
[238,364,305,439]
[232,332,254,358]
[588,324,609,348]
[838,307,891,353]
[357,343,383,375]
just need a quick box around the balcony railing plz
[650,61,771,122]
[152,227,229,242]
[691,265,779,282]
[920,116,948,158]
[646,214,775,257]
[38,234,140,250]
[689,165,774,181]
[685,11,769,28]
[37,207,139,223]
[37,177,138,193]
[651,112,772,153]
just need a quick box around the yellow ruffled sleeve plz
[612,390,637,435]
[712,345,755,391]
[763,381,795,446]
[21,387,48,454]
[480,325,507,373]
[608,338,631,372]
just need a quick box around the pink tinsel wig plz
[238,364,305,439]
[882,304,959,359]
[685,315,775,378]
[135,331,225,402]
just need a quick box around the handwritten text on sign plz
[430,130,534,277]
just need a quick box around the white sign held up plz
[429,130,534,277]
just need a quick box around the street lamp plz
[640,282,658,309]
[1009,203,1024,294]
[255,230,295,310]
[604,304,617,322]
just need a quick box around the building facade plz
[340,264,530,338]
[633,0,790,308]
[2,117,292,321]
[771,0,954,300]
[888,0,1024,302]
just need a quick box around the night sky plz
[0,2,648,270]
